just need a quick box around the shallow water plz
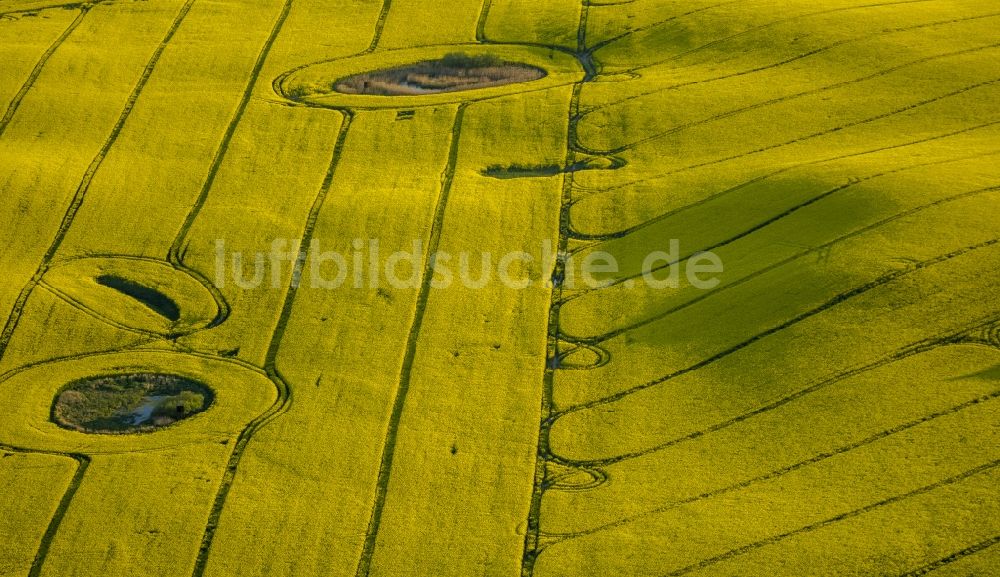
[127,395,167,425]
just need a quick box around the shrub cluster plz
[438,52,505,69]
[154,391,207,417]
[52,373,212,434]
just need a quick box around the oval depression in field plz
[0,351,276,453]
[277,43,585,109]
[41,256,224,337]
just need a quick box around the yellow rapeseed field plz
[1,0,997,576]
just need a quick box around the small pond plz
[52,372,213,434]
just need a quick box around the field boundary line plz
[552,305,1000,471]
[581,10,1000,123]
[560,177,1000,348]
[0,3,94,138]
[563,147,1000,311]
[583,43,1000,155]
[522,1,595,573]
[897,535,1000,576]
[663,459,1000,576]
[366,0,393,53]
[474,0,492,42]
[190,110,355,577]
[26,454,89,577]
[167,0,295,306]
[547,385,1000,544]
[0,0,198,363]
[567,117,1000,242]
[552,227,1000,430]
[354,103,468,577]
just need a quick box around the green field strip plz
[566,144,1000,296]
[0,1,90,15]
[577,9,1000,165]
[609,162,998,331]
[482,0,580,49]
[361,90,570,577]
[0,0,194,358]
[554,181,1000,391]
[573,72,1000,195]
[580,5,1000,133]
[564,152,999,296]
[535,398,1000,576]
[0,289,149,375]
[258,0,391,91]
[584,73,999,191]
[198,107,458,577]
[35,445,231,577]
[0,6,81,134]
[564,247,990,426]
[549,251,1000,460]
[549,318,1000,480]
[677,464,1000,577]
[547,386,1000,541]
[582,69,1000,178]
[53,0,294,260]
[565,166,997,344]
[163,0,293,267]
[590,0,947,72]
[569,83,1000,236]
[567,117,1000,242]
[165,103,344,362]
[552,213,1000,411]
[580,34,1000,157]
[0,451,77,577]
[582,0,738,51]
[560,151,1000,339]
[566,234,995,436]
[585,76,1000,183]
[376,0,483,49]
[541,345,1000,532]
[355,104,469,577]
[899,537,1000,577]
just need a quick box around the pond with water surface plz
[52,373,213,434]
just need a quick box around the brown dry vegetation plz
[333,53,546,96]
